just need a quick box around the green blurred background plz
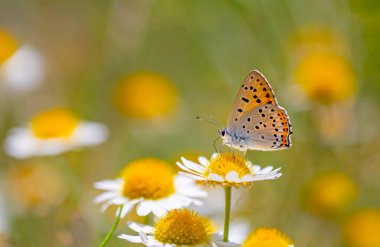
[1,0,380,246]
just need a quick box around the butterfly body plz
[219,70,292,152]
[219,128,249,151]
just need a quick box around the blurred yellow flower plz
[94,158,206,218]
[305,172,357,216]
[7,161,66,214]
[0,30,18,64]
[114,72,178,119]
[4,108,108,159]
[242,228,294,247]
[343,209,380,247]
[295,52,356,104]
[290,26,345,58]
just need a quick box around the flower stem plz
[99,205,124,247]
[223,186,232,242]
[145,213,154,225]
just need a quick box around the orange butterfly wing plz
[227,70,278,128]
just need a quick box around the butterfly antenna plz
[208,116,223,128]
[196,116,223,128]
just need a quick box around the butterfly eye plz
[221,130,226,136]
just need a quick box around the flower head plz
[295,51,356,104]
[114,72,178,119]
[242,228,294,247]
[119,208,238,246]
[177,152,282,188]
[343,209,380,247]
[304,172,357,216]
[154,209,212,245]
[94,158,206,218]
[4,108,108,159]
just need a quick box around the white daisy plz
[4,108,108,159]
[0,45,44,91]
[177,152,282,187]
[94,158,207,218]
[119,209,239,247]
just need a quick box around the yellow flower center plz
[114,72,178,119]
[0,30,18,64]
[204,152,252,178]
[30,108,79,139]
[121,158,175,200]
[243,228,293,247]
[343,210,380,247]
[154,209,212,245]
[306,172,357,215]
[295,51,356,104]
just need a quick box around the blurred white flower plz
[0,187,8,233]
[94,158,207,218]
[4,108,108,159]
[0,45,44,91]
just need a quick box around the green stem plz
[99,205,124,247]
[145,213,154,225]
[223,186,232,242]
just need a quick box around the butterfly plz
[219,70,292,152]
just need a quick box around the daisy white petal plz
[198,156,209,166]
[181,158,206,173]
[118,234,143,243]
[128,222,154,234]
[252,165,261,173]
[1,45,44,91]
[137,200,154,216]
[94,191,119,203]
[226,171,239,182]
[258,166,274,174]
[179,171,206,181]
[176,161,200,175]
[118,200,141,218]
[208,173,224,182]
[213,241,241,247]
[71,122,108,147]
[94,179,122,190]
[151,203,167,217]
